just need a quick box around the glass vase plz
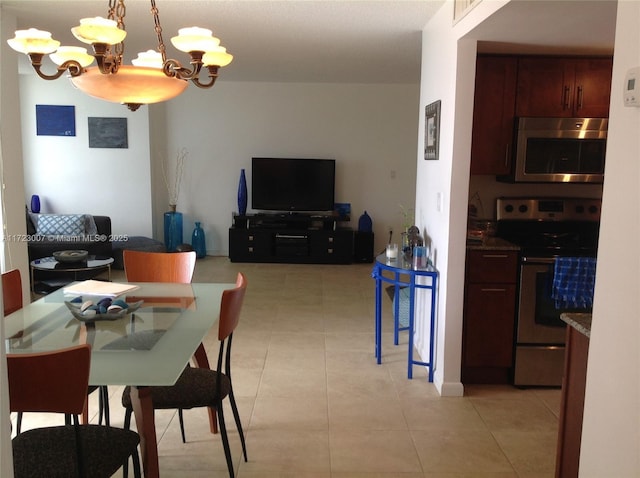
[164,208,183,252]
[30,194,41,213]
[237,169,248,216]
[191,221,206,258]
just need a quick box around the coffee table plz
[30,255,114,294]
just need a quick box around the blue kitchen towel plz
[552,257,596,309]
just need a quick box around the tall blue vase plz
[164,209,183,252]
[237,169,248,216]
[30,194,41,213]
[191,221,206,258]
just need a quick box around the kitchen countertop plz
[466,236,520,251]
[560,313,592,338]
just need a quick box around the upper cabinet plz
[470,55,613,175]
[516,57,613,118]
[470,55,518,175]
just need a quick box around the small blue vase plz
[237,169,248,216]
[30,194,41,213]
[164,209,183,252]
[191,221,206,258]
[358,211,372,232]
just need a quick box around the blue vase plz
[358,211,372,232]
[30,194,41,213]
[237,169,248,216]
[164,210,183,252]
[191,221,206,258]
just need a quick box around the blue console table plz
[371,254,438,381]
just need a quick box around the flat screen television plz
[251,157,335,212]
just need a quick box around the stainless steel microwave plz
[501,117,608,183]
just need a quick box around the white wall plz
[152,81,420,255]
[19,74,153,237]
[579,1,640,474]
[415,0,507,396]
[17,78,419,256]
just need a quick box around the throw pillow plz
[84,215,98,236]
[36,214,85,236]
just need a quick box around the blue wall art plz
[36,105,76,136]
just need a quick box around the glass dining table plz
[4,281,234,478]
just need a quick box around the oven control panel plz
[496,197,601,221]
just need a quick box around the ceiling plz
[0,0,618,85]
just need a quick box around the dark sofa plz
[26,213,113,262]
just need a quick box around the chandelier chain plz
[150,0,168,63]
[106,0,126,64]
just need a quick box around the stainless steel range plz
[496,197,600,387]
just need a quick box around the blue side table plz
[371,254,438,381]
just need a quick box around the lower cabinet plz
[462,249,518,384]
[229,227,354,264]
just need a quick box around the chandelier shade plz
[71,66,189,110]
[6,0,232,111]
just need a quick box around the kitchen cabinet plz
[470,55,518,175]
[462,249,518,384]
[516,57,613,118]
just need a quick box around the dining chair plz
[121,272,248,478]
[122,249,212,440]
[123,249,196,283]
[2,268,23,316]
[2,268,110,431]
[7,344,142,478]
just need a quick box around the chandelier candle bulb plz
[7,29,59,54]
[171,27,221,52]
[203,47,233,67]
[50,46,94,67]
[71,17,127,45]
[132,50,164,68]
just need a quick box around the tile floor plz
[15,256,561,477]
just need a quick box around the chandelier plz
[7,0,233,111]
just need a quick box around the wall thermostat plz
[624,66,640,107]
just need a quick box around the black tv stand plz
[229,213,354,264]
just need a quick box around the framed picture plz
[424,100,441,160]
[88,117,128,148]
[36,105,76,136]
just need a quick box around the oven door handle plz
[522,256,557,264]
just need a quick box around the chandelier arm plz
[163,57,205,81]
[28,53,84,80]
[91,43,120,74]
[190,65,220,88]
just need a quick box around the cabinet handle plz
[563,85,571,110]
[576,86,584,110]
[481,288,508,292]
[482,254,509,258]
[504,143,510,168]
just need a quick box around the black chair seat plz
[12,424,140,478]
[122,366,231,410]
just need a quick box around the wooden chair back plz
[123,250,196,284]
[218,272,247,341]
[7,344,91,415]
[2,268,23,316]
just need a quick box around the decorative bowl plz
[65,300,144,322]
[53,250,89,263]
